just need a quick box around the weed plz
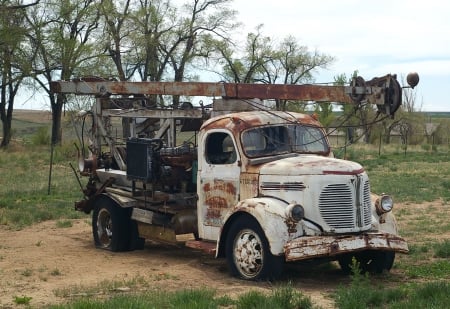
[153,272,178,281]
[434,240,450,258]
[50,268,62,276]
[21,268,33,277]
[56,220,73,228]
[31,127,50,146]
[442,180,450,190]
[53,276,149,298]
[334,260,407,308]
[13,295,32,305]
[40,275,48,282]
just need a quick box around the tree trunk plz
[0,114,12,147]
[0,81,15,148]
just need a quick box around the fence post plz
[379,132,382,156]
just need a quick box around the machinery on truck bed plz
[51,72,418,280]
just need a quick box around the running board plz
[185,240,216,255]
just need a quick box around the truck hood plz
[259,155,364,176]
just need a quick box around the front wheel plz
[225,217,284,281]
[92,198,131,252]
[338,251,396,274]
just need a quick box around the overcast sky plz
[232,0,450,111]
[20,0,450,112]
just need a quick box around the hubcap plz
[97,208,113,247]
[233,229,264,278]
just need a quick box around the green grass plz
[335,278,450,309]
[335,145,450,203]
[1,141,448,229]
[0,144,87,229]
[50,286,312,309]
[334,262,450,309]
[434,240,450,258]
[53,276,151,298]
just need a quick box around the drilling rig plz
[51,72,418,280]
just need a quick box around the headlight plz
[375,194,394,215]
[285,204,304,222]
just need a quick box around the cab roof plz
[201,111,322,134]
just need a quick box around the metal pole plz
[48,143,54,195]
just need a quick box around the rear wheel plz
[225,217,284,281]
[92,198,131,251]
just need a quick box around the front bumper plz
[284,233,408,262]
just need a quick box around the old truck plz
[50,73,418,280]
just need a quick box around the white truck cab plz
[195,111,407,279]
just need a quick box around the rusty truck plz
[50,72,418,280]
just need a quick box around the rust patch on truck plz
[203,180,237,226]
[284,233,409,262]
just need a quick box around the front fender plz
[219,197,292,257]
[371,193,400,236]
[379,212,399,235]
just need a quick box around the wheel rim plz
[97,208,113,248]
[233,228,264,279]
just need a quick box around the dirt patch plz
[2,201,442,308]
[13,110,52,124]
[0,219,337,308]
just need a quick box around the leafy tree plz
[209,25,334,110]
[335,72,384,144]
[212,25,272,84]
[100,0,236,107]
[27,0,101,145]
[99,0,133,81]
[0,0,36,147]
[433,119,450,145]
[314,102,334,130]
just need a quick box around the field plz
[0,110,450,308]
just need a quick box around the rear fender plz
[217,197,291,257]
[97,191,137,209]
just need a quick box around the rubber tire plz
[92,199,131,252]
[338,251,395,274]
[370,251,395,273]
[225,217,284,281]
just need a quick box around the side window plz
[205,132,237,165]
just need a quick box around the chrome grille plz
[362,181,372,226]
[319,184,354,229]
[319,180,372,231]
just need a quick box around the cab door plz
[197,130,241,241]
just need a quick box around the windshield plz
[242,124,329,157]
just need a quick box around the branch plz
[3,1,40,10]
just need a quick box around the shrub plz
[31,127,50,146]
